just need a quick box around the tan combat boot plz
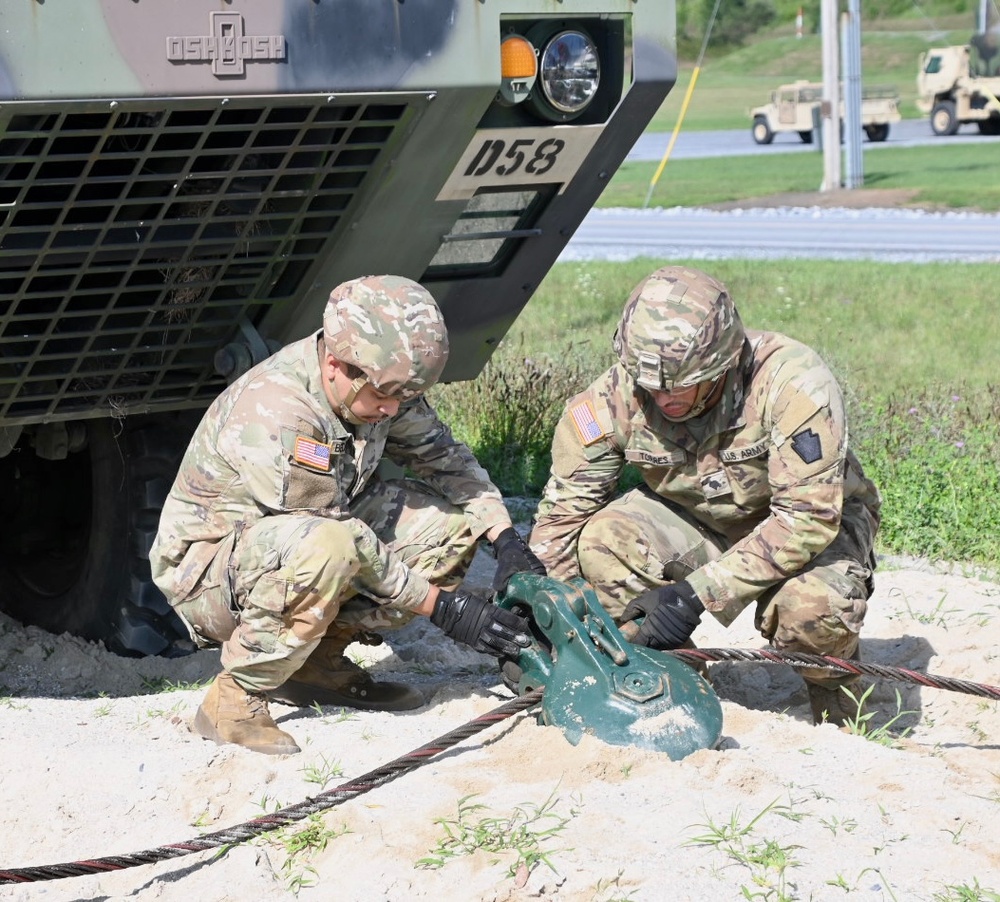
[269,629,424,712]
[194,672,301,755]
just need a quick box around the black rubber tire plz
[751,116,774,145]
[930,100,959,136]
[865,123,890,142]
[0,412,200,656]
[977,117,1000,136]
[797,130,813,144]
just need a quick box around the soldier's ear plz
[323,351,344,382]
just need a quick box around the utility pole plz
[820,0,840,191]
[842,0,864,188]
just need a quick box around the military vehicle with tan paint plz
[750,80,901,145]
[917,37,1000,135]
[0,0,674,655]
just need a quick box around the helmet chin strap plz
[660,374,726,422]
[329,373,370,425]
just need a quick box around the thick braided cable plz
[0,689,543,886]
[669,648,1000,700]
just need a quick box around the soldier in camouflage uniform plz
[529,266,881,726]
[151,275,542,754]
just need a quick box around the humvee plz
[0,0,674,656]
[750,80,901,145]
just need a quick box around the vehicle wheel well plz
[0,412,201,656]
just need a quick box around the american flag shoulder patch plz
[569,399,610,446]
[293,435,332,472]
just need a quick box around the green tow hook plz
[497,573,723,760]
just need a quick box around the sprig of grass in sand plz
[685,798,802,901]
[416,788,575,881]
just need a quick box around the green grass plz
[599,145,1000,211]
[656,17,975,133]
[500,259,999,394]
[431,258,1000,569]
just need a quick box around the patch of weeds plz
[592,868,638,901]
[685,798,802,901]
[972,771,1000,806]
[140,676,209,693]
[254,794,283,814]
[943,821,968,845]
[819,815,858,836]
[0,695,28,711]
[967,720,989,743]
[900,591,959,628]
[416,788,575,881]
[268,813,351,895]
[857,392,1000,569]
[836,685,916,747]
[428,344,591,496]
[300,754,344,791]
[137,699,185,722]
[931,879,1000,901]
[826,867,899,899]
[190,809,213,829]
[332,706,360,722]
[965,603,1000,629]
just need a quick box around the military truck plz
[0,1,674,656]
[916,39,1000,135]
[750,81,902,145]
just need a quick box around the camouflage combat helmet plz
[612,266,745,391]
[323,274,449,400]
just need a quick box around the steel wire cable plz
[2,647,998,885]
[669,648,1000,700]
[0,689,544,885]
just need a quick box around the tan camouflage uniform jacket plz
[531,330,881,624]
[150,333,510,612]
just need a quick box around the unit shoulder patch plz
[790,428,822,464]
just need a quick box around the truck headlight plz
[537,29,600,117]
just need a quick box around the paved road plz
[559,122,1000,263]
[561,207,1000,263]
[627,118,1000,161]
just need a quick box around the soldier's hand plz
[620,580,704,650]
[431,588,532,658]
[491,527,547,592]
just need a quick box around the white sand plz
[1,551,999,901]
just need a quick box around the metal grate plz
[0,95,413,424]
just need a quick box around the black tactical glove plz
[491,527,547,592]
[431,588,532,658]
[619,580,704,650]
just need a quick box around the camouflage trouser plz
[173,476,479,691]
[576,487,877,686]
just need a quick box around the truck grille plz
[0,96,412,424]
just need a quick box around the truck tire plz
[977,117,1000,136]
[930,100,959,136]
[751,116,774,145]
[864,123,890,142]
[0,413,199,657]
[797,130,813,144]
